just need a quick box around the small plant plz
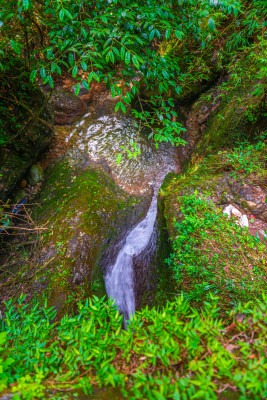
[117,140,141,164]
[226,136,266,178]
[1,294,267,399]
[166,192,266,309]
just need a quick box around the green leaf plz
[117,153,122,164]
[175,30,183,40]
[81,27,88,38]
[81,62,87,71]
[132,55,140,69]
[149,30,155,41]
[113,47,120,57]
[120,47,126,60]
[115,102,121,112]
[92,72,100,82]
[125,52,131,65]
[68,53,74,66]
[22,0,30,10]
[59,9,65,21]
[10,40,21,54]
[155,29,161,39]
[46,47,53,59]
[208,18,215,33]
[75,85,80,96]
[110,51,115,64]
[40,68,46,79]
[111,86,116,98]
[121,102,126,114]
[82,80,89,90]
[48,76,54,89]
[64,9,73,20]
[30,70,37,83]
[103,38,112,49]
[72,65,78,78]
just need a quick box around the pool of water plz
[55,108,180,195]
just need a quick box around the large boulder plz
[49,90,87,125]
[177,76,266,165]
[32,149,149,314]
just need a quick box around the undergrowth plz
[0,294,267,399]
[166,193,266,309]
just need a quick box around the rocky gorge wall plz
[158,72,267,309]
[0,67,266,316]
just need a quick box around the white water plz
[54,107,181,322]
[105,194,158,322]
[59,112,180,195]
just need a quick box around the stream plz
[105,183,162,323]
[54,102,181,320]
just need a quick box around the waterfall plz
[104,193,159,323]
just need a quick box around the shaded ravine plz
[43,103,181,321]
[104,175,171,323]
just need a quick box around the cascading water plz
[55,102,181,321]
[104,173,171,323]
[105,194,158,322]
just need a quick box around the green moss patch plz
[162,142,267,311]
[32,150,147,313]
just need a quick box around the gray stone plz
[27,164,44,186]
[12,189,26,204]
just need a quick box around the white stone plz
[231,207,242,218]
[223,204,234,218]
[239,215,249,228]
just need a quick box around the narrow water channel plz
[104,192,158,322]
[55,104,181,321]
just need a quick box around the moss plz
[161,143,267,313]
[193,77,266,159]
[33,150,148,314]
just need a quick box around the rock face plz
[33,149,149,314]
[177,76,266,165]
[0,88,53,202]
[160,147,267,308]
[49,90,87,125]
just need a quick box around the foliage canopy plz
[0,0,266,143]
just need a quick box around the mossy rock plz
[177,73,266,166]
[33,149,149,315]
[27,164,44,186]
[161,146,267,312]
[197,79,266,155]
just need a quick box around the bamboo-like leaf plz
[208,18,215,33]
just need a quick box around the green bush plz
[166,193,266,308]
[1,294,267,399]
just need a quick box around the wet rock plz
[19,178,28,188]
[230,181,267,222]
[177,76,266,165]
[49,90,87,125]
[12,189,26,204]
[27,164,44,186]
[31,149,149,315]
[0,394,14,400]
